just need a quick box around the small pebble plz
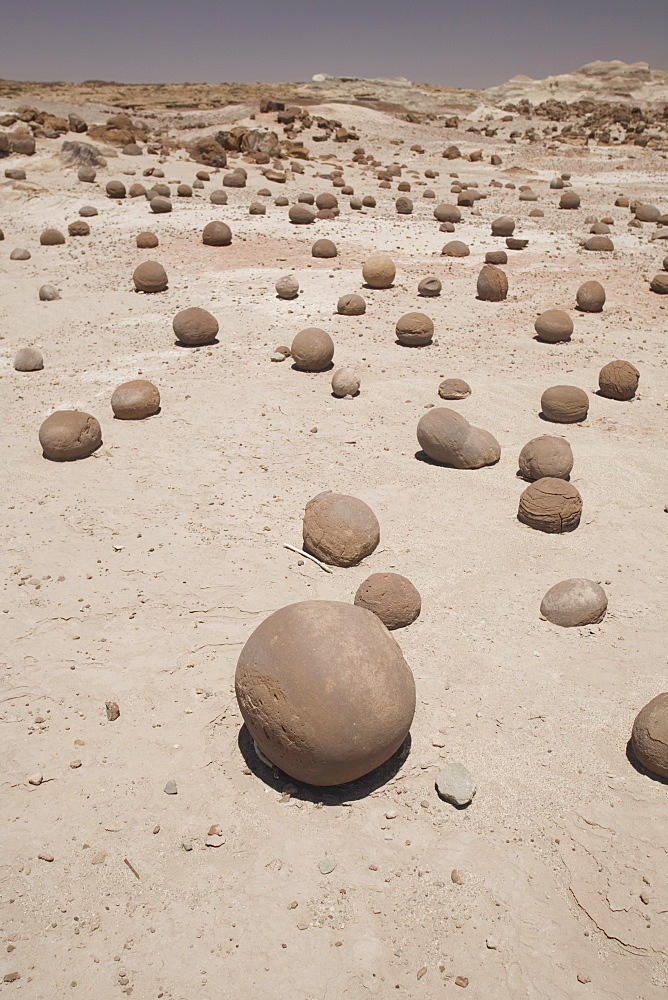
[435,763,476,807]
[28,774,43,786]
[577,973,591,984]
[205,835,225,848]
[164,780,177,795]
[105,701,120,721]
[38,852,54,862]
[417,966,427,980]
[455,976,469,988]
[182,841,193,851]
[451,869,465,884]
[70,760,82,769]
[486,936,497,949]
[318,858,337,874]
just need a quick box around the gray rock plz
[318,858,337,874]
[164,779,177,795]
[435,763,476,807]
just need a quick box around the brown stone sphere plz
[433,203,461,223]
[363,253,396,289]
[598,360,640,401]
[248,201,266,215]
[106,180,126,198]
[133,260,168,293]
[576,280,605,312]
[298,192,315,204]
[78,166,96,182]
[331,367,360,398]
[68,220,90,236]
[417,407,500,469]
[438,378,471,400]
[234,600,415,785]
[172,307,219,346]
[312,238,337,258]
[418,277,441,297]
[136,231,159,249]
[540,579,607,628]
[395,196,413,214]
[634,203,660,223]
[275,274,299,299]
[517,478,582,533]
[477,264,508,301]
[583,235,613,251]
[210,189,228,205]
[541,385,589,423]
[395,312,434,346]
[362,195,376,208]
[491,215,515,236]
[303,492,380,567]
[40,228,65,246]
[129,183,146,198]
[650,273,668,294]
[534,309,574,343]
[354,573,421,630]
[441,240,469,257]
[177,184,192,197]
[39,410,102,461]
[275,195,289,207]
[337,293,366,316]
[223,171,246,188]
[289,203,316,224]
[559,190,580,209]
[518,435,573,481]
[291,328,334,371]
[202,221,232,246]
[485,250,507,265]
[150,196,172,214]
[631,693,668,779]
[79,205,97,217]
[315,192,338,211]
[111,379,160,419]
[14,347,44,371]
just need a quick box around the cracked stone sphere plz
[133,260,168,293]
[337,293,366,316]
[354,572,421,630]
[303,492,380,567]
[331,367,360,398]
[631,693,668,779]
[598,360,639,401]
[518,435,573,481]
[517,478,582,533]
[541,385,589,423]
[39,410,102,461]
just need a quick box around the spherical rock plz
[540,579,607,627]
[172,306,219,346]
[291,328,334,371]
[38,284,59,301]
[634,204,660,223]
[289,203,316,224]
[14,347,44,371]
[354,573,421,630]
[331,367,360,398]
[362,195,376,208]
[441,240,469,257]
[79,205,97,217]
[485,250,507,265]
[276,274,299,299]
[136,231,158,249]
[517,478,582,533]
[534,309,573,343]
[223,171,246,188]
[395,196,413,214]
[129,183,146,198]
[337,293,366,316]
[598,360,639,401]
[631,693,668,779]
[150,196,172,214]
[518,435,573,481]
[202,221,232,246]
[40,228,65,246]
[210,189,228,205]
[576,280,605,312]
[106,180,126,198]
[363,253,396,289]
[177,184,192,198]
[395,312,433,346]
[559,190,580,209]
[491,216,515,236]
[249,201,266,215]
[234,600,415,785]
[111,379,160,419]
[541,385,588,423]
[298,192,315,204]
[133,260,168,293]
[39,410,102,461]
[68,220,90,236]
[650,273,668,294]
[316,192,337,211]
[417,407,500,469]
[583,235,613,251]
[275,195,289,207]
[434,204,461,223]
[312,238,337,258]
[303,492,380,567]
[477,264,508,301]
[590,222,610,234]
[10,248,30,260]
[418,277,441,297]
[439,221,456,233]
[77,166,96,182]
[438,378,471,400]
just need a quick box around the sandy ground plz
[1,98,667,1000]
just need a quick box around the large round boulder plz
[39,410,102,461]
[202,221,232,246]
[576,280,605,312]
[111,380,160,419]
[133,260,168,293]
[337,293,366,315]
[172,307,219,345]
[517,478,582,533]
[598,360,639,401]
[540,579,607,627]
[354,573,421,630]
[291,328,334,371]
[417,408,500,469]
[395,312,433,346]
[477,264,508,301]
[541,385,589,423]
[518,435,573,481]
[362,253,396,289]
[534,310,573,343]
[303,492,379,567]
[631,693,668,779]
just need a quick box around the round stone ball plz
[111,379,160,419]
[491,215,515,236]
[534,309,573,343]
[303,492,380,567]
[39,410,102,461]
[395,196,413,214]
[275,195,289,207]
[312,238,337,258]
[249,201,266,215]
[559,190,580,209]
[631,693,668,779]
[418,277,441,297]
[541,385,589,423]
[331,367,360,398]
[276,274,299,299]
[362,195,376,208]
[583,235,613,251]
[540,579,607,627]
[438,378,471,400]
[14,347,44,371]
[78,166,96,182]
[106,180,126,198]
[598,360,640,401]
[439,221,455,233]
[649,273,668,294]
[234,600,416,785]
[517,478,582,533]
[210,189,228,205]
[177,184,192,197]
[79,205,97,217]
[477,264,508,301]
[136,231,159,249]
[150,196,172,214]
[362,253,396,288]
[172,306,219,346]
[68,220,90,236]
[223,171,246,188]
[38,284,59,301]
[485,250,507,265]
[291,328,334,372]
[202,221,232,246]
[350,197,362,210]
[576,280,605,312]
[196,170,210,181]
[354,573,421,630]
[590,222,610,234]
[417,407,501,469]
[133,260,168,293]
[441,240,469,257]
[298,192,315,204]
[434,204,461,223]
[395,311,434,346]
[316,192,338,211]
[634,203,660,223]
[518,435,573,481]
[129,183,146,198]
[10,248,30,260]
[40,228,65,246]
[289,203,316,224]
[337,293,366,316]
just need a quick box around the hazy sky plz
[1,0,665,88]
